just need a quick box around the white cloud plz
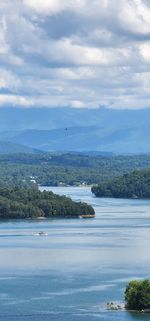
[0,69,20,90]
[23,0,86,15]
[70,100,85,108]
[0,19,9,54]
[119,0,150,36]
[139,42,150,63]
[0,94,34,106]
[0,0,150,109]
[44,38,132,66]
[54,67,96,80]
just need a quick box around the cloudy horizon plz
[0,0,150,109]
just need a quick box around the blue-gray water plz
[0,186,150,321]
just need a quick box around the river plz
[0,186,150,321]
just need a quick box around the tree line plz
[0,153,150,186]
[92,168,150,199]
[0,187,95,219]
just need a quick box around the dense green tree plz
[92,169,150,199]
[0,153,150,187]
[125,280,150,311]
[0,187,95,219]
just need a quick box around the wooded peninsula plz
[0,187,95,219]
[92,168,150,199]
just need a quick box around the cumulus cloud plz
[139,42,150,63]
[0,69,20,91]
[119,0,150,36]
[0,18,9,54]
[0,94,33,106]
[24,0,86,15]
[0,0,150,109]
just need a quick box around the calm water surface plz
[0,186,150,321]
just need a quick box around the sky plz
[0,0,150,109]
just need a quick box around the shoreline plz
[107,302,150,314]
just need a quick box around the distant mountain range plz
[0,107,150,154]
[0,141,37,154]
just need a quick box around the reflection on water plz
[0,186,150,320]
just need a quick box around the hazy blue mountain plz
[0,125,149,154]
[0,141,38,154]
[0,107,150,153]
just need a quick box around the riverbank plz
[107,302,150,314]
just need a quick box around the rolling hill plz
[0,107,150,153]
[0,141,38,154]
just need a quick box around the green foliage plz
[0,153,150,186]
[0,187,95,219]
[92,168,150,199]
[125,280,150,311]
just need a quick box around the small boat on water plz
[33,231,48,236]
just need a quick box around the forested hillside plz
[0,187,95,219]
[92,168,150,199]
[0,153,150,186]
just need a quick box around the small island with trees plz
[107,279,150,313]
[0,187,95,219]
[92,168,150,199]
[125,279,150,313]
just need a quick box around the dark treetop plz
[92,168,150,199]
[125,280,150,311]
[0,187,95,219]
